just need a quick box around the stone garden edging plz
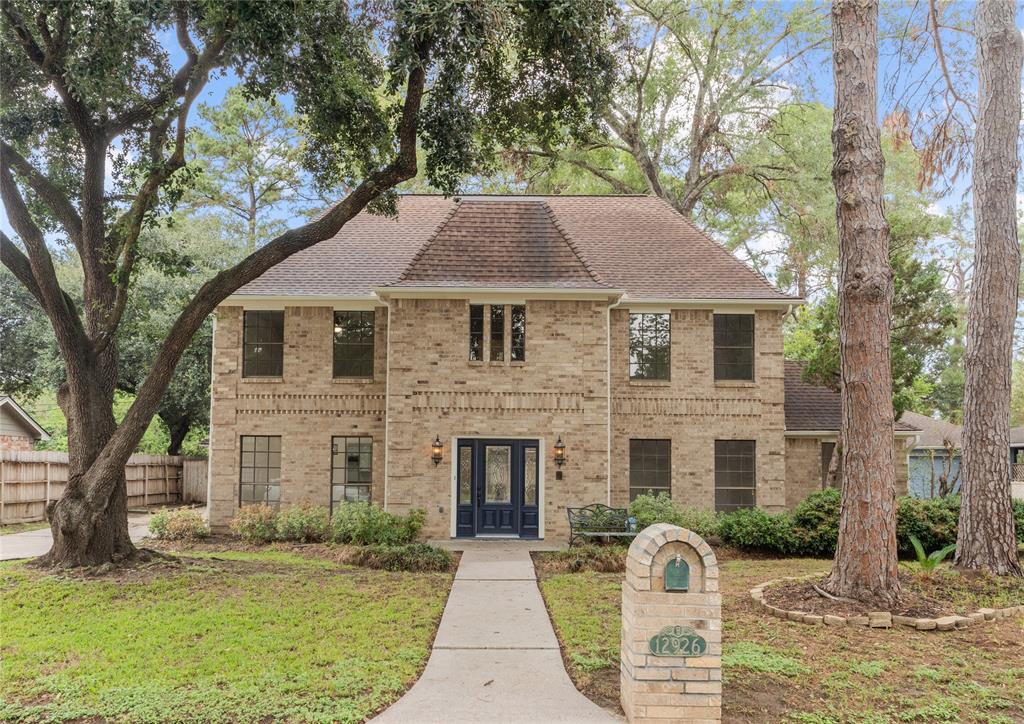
[750,573,1024,632]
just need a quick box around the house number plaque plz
[648,625,707,657]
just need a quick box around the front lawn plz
[537,552,1024,723]
[1,550,453,723]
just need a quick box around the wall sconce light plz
[554,437,567,467]
[431,436,444,466]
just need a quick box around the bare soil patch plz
[763,568,1024,618]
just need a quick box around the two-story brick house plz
[207,194,911,541]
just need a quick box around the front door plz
[455,439,539,538]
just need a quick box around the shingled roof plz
[234,195,799,301]
[784,361,918,433]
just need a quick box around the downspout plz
[607,294,625,506]
[381,294,392,512]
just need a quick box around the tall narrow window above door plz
[490,305,505,361]
[469,304,484,361]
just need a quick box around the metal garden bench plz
[566,503,636,547]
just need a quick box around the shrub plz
[276,503,330,543]
[230,504,279,544]
[536,545,627,574]
[908,535,956,573]
[788,488,840,557]
[627,493,720,538]
[718,507,794,552]
[1014,499,1024,544]
[148,508,209,541]
[329,502,425,546]
[342,543,454,572]
[896,495,959,556]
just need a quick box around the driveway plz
[0,512,153,561]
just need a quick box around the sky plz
[0,3,1007,252]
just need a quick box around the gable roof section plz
[391,199,608,288]
[233,194,799,301]
[237,195,455,297]
[0,396,50,440]
[898,411,960,448]
[544,195,793,300]
[784,361,918,433]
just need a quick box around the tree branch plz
[95,58,430,484]
[0,141,83,247]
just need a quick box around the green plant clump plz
[329,502,426,546]
[909,535,957,572]
[275,503,330,543]
[342,543,454,572]
[229,504,279,544]
[627,492,721,538]
[148,508,209,541]
[717,507,795,552]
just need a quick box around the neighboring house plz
[210,194,851,541]
[0,397,50,451]
[900,411,962,499]
[781,362,918,506]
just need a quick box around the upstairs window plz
[333,310,375,378]
[714,314,754,381]
[629,313,671,380]
[511,305,526,362]
[715,440,756,512]
[243,311,284,377]
[469,305,484,361]
[469,304,526,363]
[490,305,505,361]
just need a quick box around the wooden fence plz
[182,458,209,504]
[0,450,207,524]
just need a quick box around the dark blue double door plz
[455,439,539,538]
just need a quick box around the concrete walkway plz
[0,512,153,561]
[373,542,617,723]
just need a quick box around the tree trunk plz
[824,0,901,607]
[957,0,1023,576]
[164,415,191,456]
[824,440,842,490]
[35,354,136,568]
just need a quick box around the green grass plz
[536,553,1024,723]
[0,521,50,535]
[0,551,452,723]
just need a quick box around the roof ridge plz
[651,196,798,300]
[392,199,462,284]
[540,200,609,287]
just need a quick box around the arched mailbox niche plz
[620,523,722,723]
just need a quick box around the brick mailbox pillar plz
[621,523,722,723]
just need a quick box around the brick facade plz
[784,434,913,508]
[0,434,35,451]
[208,298,829,539]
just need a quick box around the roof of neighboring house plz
[0,396,50,441]
[898,411,961,448]
[235,195,799,301]
[783,361,918,434]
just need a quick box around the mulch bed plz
[763,569,1024,618]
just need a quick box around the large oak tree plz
[957,0,1023,576]
[0,0,616,568]
[824,0,901,607]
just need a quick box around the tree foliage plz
[1,0,618,567]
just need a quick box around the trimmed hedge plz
[628,493,721,539]
[341,543,454,572]
[329,502,425,546]
[148,507,210,541]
